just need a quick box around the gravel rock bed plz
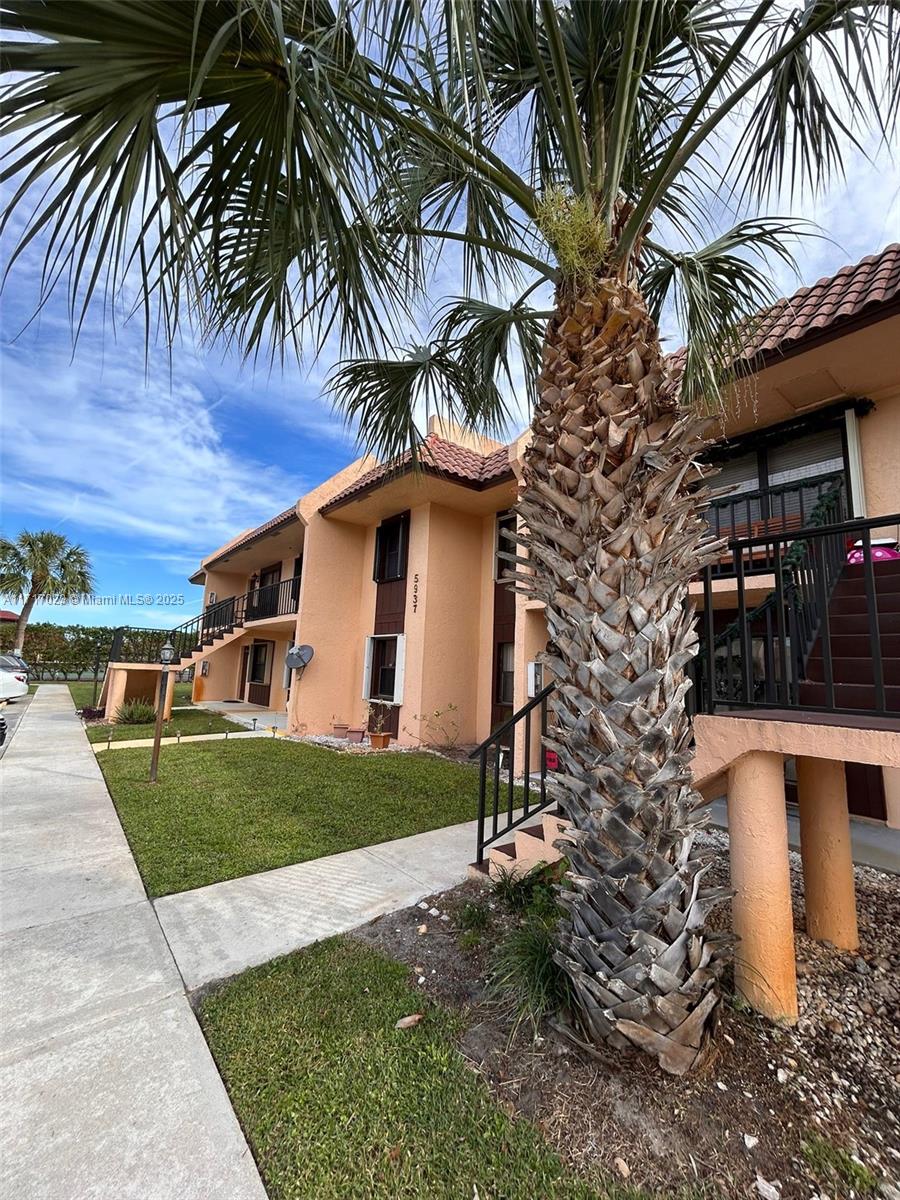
[700,828,900,1185]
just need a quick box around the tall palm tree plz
[0,531,94,656]
[2,0,897,1072]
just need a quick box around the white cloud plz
[0,326,306,554]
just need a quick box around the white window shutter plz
[393,635,406,705]
[362,636,374,700]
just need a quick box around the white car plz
[0,655,29,701]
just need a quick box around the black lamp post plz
[149,641,175,783]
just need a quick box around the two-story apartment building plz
[106,241,898,778]
[103,243,899,1023]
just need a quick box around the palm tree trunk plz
[516,277,730,1075]
[13,590,37,656]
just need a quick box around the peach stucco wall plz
[402,502,485,746]
[857,384,899,525]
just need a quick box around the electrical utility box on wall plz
[527,661,543,698]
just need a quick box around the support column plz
[727,751,798,1024]
[884,768,900,831]
[796,756,859,950]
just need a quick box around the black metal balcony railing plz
[469,682,555,865]
[707,470,847,574]
[693,513,900,719]
[110,575,301,664]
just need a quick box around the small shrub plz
[458,899,490,932]
[458,929,483,952]
[487,913,571,1035]
[801,1134,878,1195]
[115,699,157,725]
[491,861,564,919]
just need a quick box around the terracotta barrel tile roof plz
[320,433,514,513]
[739,242,900,362]
[667,242,900,374]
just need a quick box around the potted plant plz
[332,716,349,738]
[366,701,392,750]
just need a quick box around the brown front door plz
[246,640,273,706]
[249,563,282,621]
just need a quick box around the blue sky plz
[2,130,898,633]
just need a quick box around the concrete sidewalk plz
[0,686,266,1200]
[155,817,482,991]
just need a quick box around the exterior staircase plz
[481,808,572,880]
[799,558,900,713]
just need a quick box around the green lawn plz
[67,678,194,710]
[86,707,245,744]
[98,740,485,896]
[199,938,606,1200]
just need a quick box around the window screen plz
[496,642,514,705]
[767,428,844,486]
[374,514,408,582]
[495,511,517,581]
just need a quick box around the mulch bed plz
[352,832,899,1199]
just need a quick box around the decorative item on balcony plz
[365,701,392,749]
[331,717,349,738]
[846,538,900,564]
[347,726,366,743]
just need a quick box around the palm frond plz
[328,341,511,466]
[642,218,815,411]
[728,1,900,203]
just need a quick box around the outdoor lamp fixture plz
[149,641,176,784]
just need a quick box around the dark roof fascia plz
[319,460,515,516]
[743,294,900,374]
[202,511,301,571]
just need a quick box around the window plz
[494,511,516,582]
[248,642,270,684]
[496,642,514,706]
[362,634,406,704]
[374,513,409,582]
[372,637,397,700]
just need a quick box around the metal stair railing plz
[695,481,848,710]
[696,510,898,717]
[468,682,556,865]
[109,574,302,665]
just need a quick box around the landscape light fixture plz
[149,641,177,782]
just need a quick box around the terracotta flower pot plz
[369,732,391,750]
[332,722,350,738]
[347,727,366,743]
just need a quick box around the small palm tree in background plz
[2,0,897,1072]
[0,532,94,656]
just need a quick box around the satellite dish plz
[285,645,314,674]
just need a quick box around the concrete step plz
[826,612,900,636]
[805,656,900,685]
[798,680,900,712]
[825,633,900,658]
[827,592,900,616]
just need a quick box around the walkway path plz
[156,818,482,990]
[93,727,276,751]
[0,686,266,1200]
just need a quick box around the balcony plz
[692,514,900,720]
[707,470,847,576]
[110,574,301,665]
